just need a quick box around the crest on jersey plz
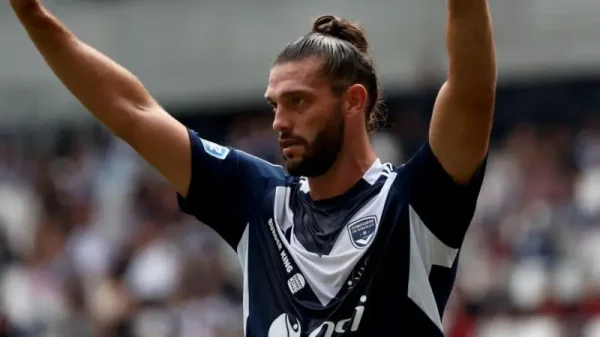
[347,216,378,249]
[200,138,230,160]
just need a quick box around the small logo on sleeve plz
[347,216,378,249]
[200,139,230,160]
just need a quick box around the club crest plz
[347,216,378,249]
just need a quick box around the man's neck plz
[307,146,377,201]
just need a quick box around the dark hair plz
[274,15,385,133]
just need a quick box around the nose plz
[272,108,292,133]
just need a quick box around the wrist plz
[13,2,48,26]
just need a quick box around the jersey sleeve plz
[177,129,284,248]
[402,142,487,248]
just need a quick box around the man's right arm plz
[10,1,192,196]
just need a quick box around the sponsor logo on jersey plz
[268,218,296,274]
[200,138,230,159]
[347,216,378,249]
[288,273,306,294]
[268,313,301,337]
[268,218,307,295]
[268,296,367,337]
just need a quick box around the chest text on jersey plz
[268,295,367,337]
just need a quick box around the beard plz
[280,105,345,178]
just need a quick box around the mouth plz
[279,138,303,157]
[279,138,302,149]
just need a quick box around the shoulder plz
[392,141,487,188]
[236,149,288,183]
[191,129,287,183]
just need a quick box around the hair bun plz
[312,15,369,54]
[312,15,344,36]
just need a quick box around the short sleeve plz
[177,129,285,248]
[402,142,487,248]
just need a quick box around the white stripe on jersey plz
[237,225,250,336]
[407,206,459,331]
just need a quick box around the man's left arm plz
[402,0,495,248]
[429,0,496,184]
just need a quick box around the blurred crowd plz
[0,125,244,337]
[449,114,600,337]
[0,87,600,337]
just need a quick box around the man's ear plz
[343,83,368,118]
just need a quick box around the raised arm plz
[429,0,496,184]
[10,0,192,196]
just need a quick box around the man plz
[9,0,495,335]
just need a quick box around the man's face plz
[266,58,345,177]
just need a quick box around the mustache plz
[278,132,308,147]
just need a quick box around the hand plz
[9,0,43,16]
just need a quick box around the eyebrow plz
[265,89,313,103]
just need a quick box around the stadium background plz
[1,0,600,336]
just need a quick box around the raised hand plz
[9,0,42,16]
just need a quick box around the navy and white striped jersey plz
[177,129,486,337]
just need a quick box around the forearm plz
[428,0,495,183]
[14,6,155,136]
[446,0,496,95]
